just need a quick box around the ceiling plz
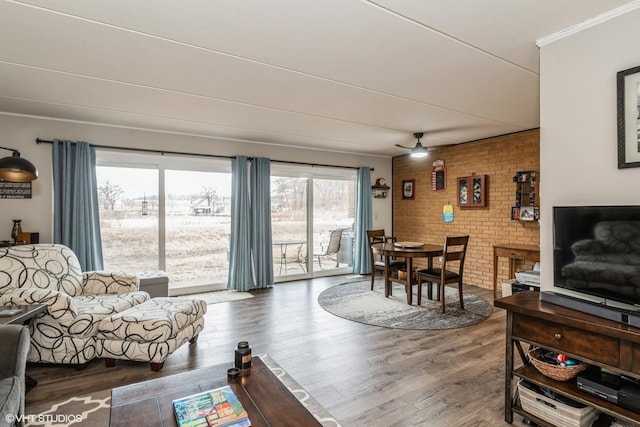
[0,1,635,157]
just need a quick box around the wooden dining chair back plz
[367,229,404,290]
[416,235,470,313]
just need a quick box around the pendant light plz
[0,146,39,182]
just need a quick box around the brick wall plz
[392,129,540,291]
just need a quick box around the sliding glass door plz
[271,166,356,280]
[96,166,159,272]
[311,177,355,274]
[271,176,308,277]
[97,151,357,287]
[164,169,231,292]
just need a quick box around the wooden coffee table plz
[110,356,322,427]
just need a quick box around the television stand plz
[540,291,640,327]
[495,291,640,425]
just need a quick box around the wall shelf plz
[372,185,389,198]
[511,170,538,221]
[372,178,389,198]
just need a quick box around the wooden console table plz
[492,243,540,299]
[495,292,640,426]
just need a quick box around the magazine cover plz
[173,385,251,427]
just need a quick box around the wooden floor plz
[25,275,528,426]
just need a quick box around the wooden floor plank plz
[24,275,527,426]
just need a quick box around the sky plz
[96,166,232,199]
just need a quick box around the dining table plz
[371,241,443,305]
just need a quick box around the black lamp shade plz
[0,152,38,182]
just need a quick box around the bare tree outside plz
[202,186,217,207]
[272,177,306,220]
[98,180,124,210]
[191,185,217,212]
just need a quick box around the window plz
[271,165,356,279]
[312,177,355,273]
[97,152,231,293]
[96,166,159,272]
[164,169,231,291]
[97,151,357,288]
[271,176,308,277]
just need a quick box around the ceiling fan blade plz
[396,131,459,155]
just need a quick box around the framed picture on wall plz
[402,179,415,200]
[457,175,487,208]
[520,206,535,221]
[617,65,640,168]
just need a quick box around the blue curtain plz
[250,158,274,288]
[228,156,254,291]
[52,140,103,271]
[353,167,373,274]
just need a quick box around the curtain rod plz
[35,138,373,171]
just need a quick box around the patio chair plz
[313,229,344,269]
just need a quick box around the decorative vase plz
[11,219,22,243]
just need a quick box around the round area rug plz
[318,280,493,330]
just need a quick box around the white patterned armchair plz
[0,244,149,367]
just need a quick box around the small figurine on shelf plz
[11,219,22,244]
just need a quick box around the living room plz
[1,2,640,426]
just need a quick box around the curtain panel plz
[250,157,274,288]
[52,140,104,271]
[228,156,254,291]
[353,167,373,274]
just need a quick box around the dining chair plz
[416,235,470,313]
[367,229,404,290]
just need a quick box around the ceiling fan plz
[396,127,461,159]
[395,132,454,158]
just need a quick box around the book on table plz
[172,385,251,427]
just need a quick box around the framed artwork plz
[617,65,640,168]
[520,206,535,221]
[457,175,487,208]
[511,207,520,220]
[431,159,446,191]
[402,179,415,200]
[0,181,32,199]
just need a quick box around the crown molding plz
[536,1,640,47]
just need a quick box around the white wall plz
[0,115,393,242]
[539,9,640,290]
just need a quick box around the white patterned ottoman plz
[96,297,207,371]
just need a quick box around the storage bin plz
[518,380,599,427]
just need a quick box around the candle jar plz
[234,341,252,373]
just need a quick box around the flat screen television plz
[553,205,640,308]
